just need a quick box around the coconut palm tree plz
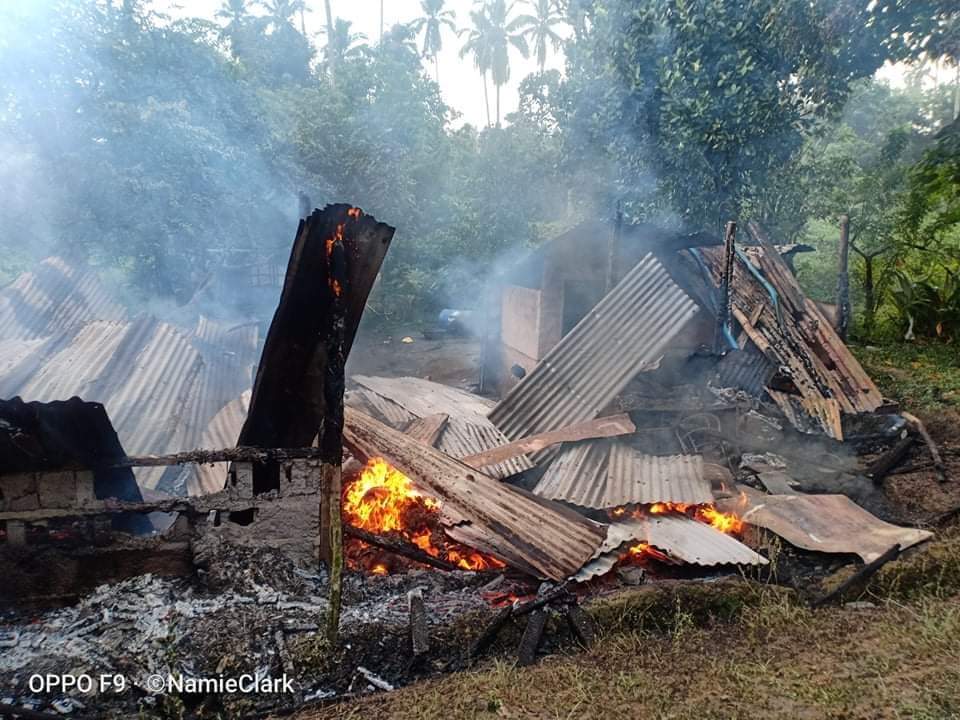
[410,0,458,82]
[514,0,564,74]
[469,0,528,127]
[323,18,367,70]
[216,0,252,57]
[258,0,303,30]
[459,7,494,127]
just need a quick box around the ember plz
[343,457,505,573]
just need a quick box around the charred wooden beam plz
[344,525,460,572]
[566,605,596,649]
[108,446,328,469]
[459,414,636,470]
[811,543,901,608]
[865,435,915,484]
[714,221,737,353]
[517,608,548,667]
[408,588,430,657]
[238,205,395,489]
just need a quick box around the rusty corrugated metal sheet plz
[533,440,713,509]
[722,485,933,563]
[490,253,699,446]
[344,407,607,580]
[0,257,125,340]
[573,515,767,581]
[352,376,534,479]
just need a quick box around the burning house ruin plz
[0,205,947,715]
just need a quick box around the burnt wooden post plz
[323,218,348,644]
[714,221,737,353]
[235,204,395,644]
[837,214,851,340]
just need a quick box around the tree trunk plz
[380,0,384,43]
[496,84,501,127]
[435,54,440,83]
[863,254,876,341]
[837,214,851,340]
[324,0,336,81]
[483,72,491,128]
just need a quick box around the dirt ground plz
[347,320,482,391]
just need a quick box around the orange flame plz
[645,501,744,535]
[343,458,505,573]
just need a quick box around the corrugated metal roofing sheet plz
[351,376,533,479]
[573,515,767,581]
[715,342,777,397]
[533,440,713,509]
[724,485,933,563]
[490,253,699,447]
[191,390,252,496]
[0,257,125,340]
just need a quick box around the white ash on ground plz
[0,541,498,717]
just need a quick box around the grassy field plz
[856,341,960,411]
[292,524,960,720]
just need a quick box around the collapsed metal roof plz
[351,375,534,480]
[533,440,715,509]
[489,253,700,446]
[696,245,883,439]
[0,267,257,493]
[0,257,126,341]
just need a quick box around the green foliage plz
[557,0,894,230]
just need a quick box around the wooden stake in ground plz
[323,213,350,645]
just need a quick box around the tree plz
[556,0,903,231]
[323,18,367,72]
[466,0,528,127]
[514,0,564,74]
[411,0,457,82]
[258,0,303,31]
[459,7,494,127]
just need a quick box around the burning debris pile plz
[0,207,953,716]
[343,457,504,574]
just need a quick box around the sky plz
[158,0,565,128]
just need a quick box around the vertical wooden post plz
[322,221,349,645]
[837,214,851,341]
[605,202,623,293]
[714,221,737,353]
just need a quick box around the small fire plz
[343,457,505,574]
[646,501,744,535]
[610,501,746,568]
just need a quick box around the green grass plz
[855,341,960,411]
